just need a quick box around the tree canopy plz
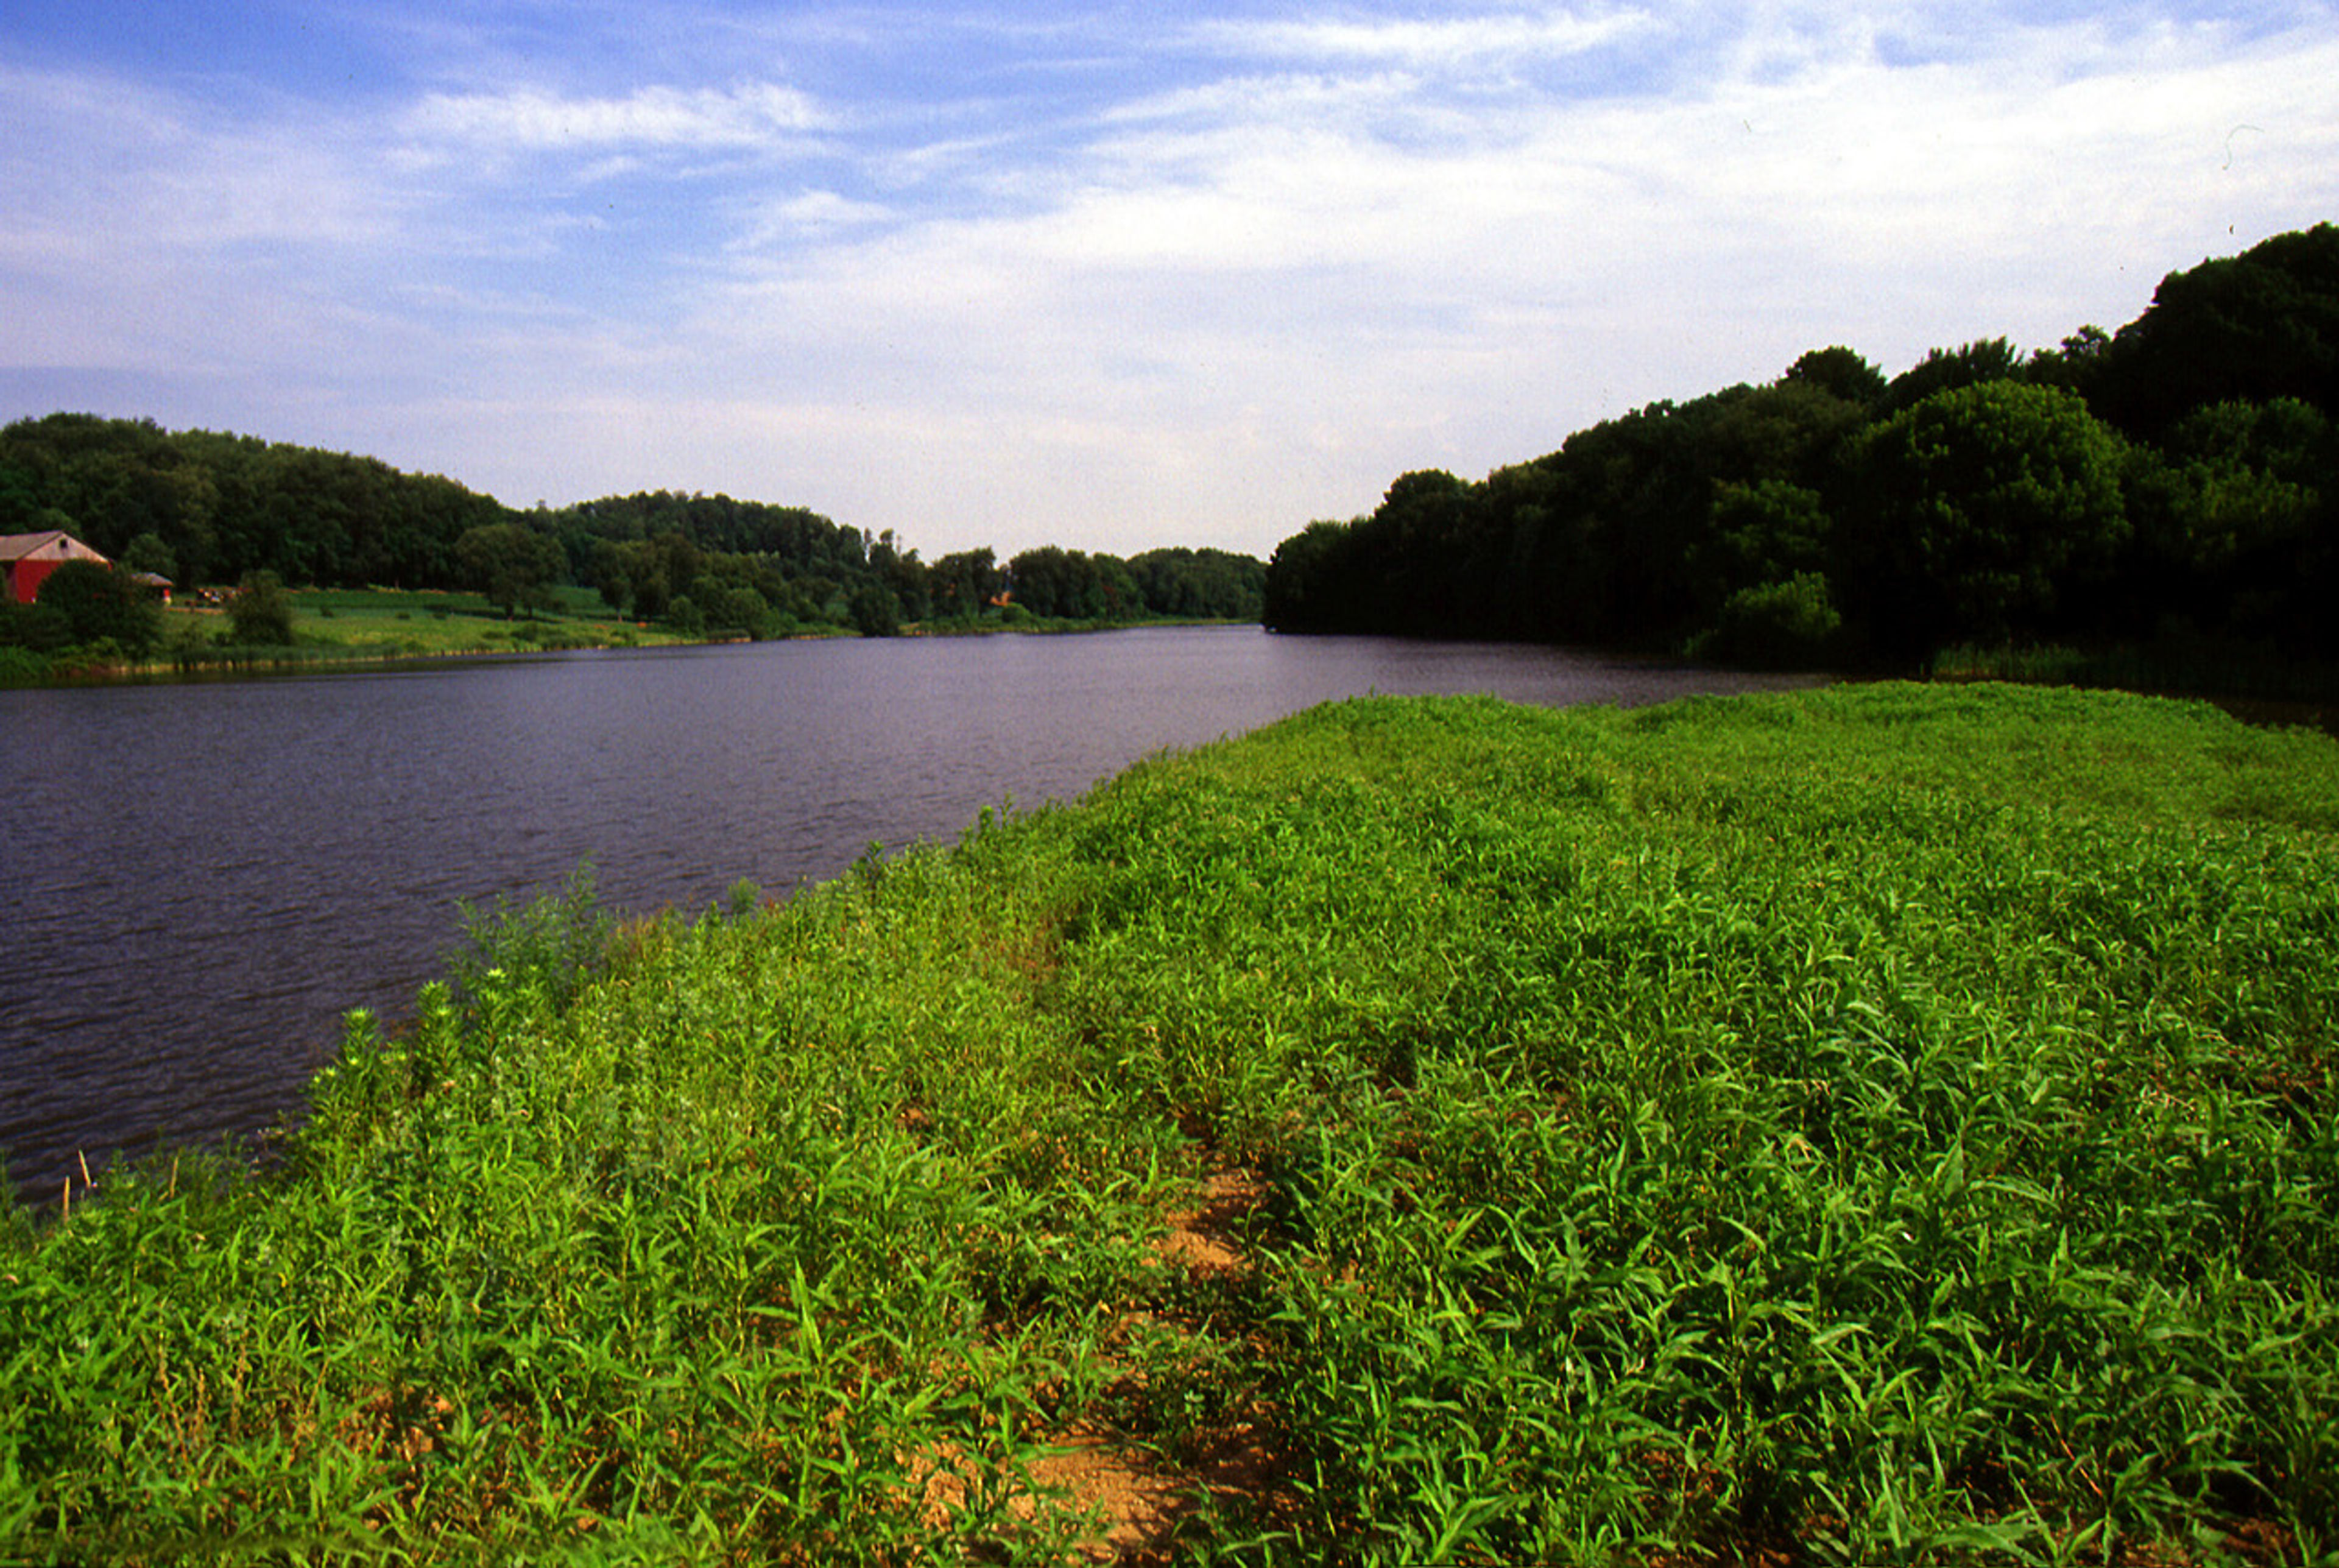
[1264,222,2339,669]
[0,418,1269,653]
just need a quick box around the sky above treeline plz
[2,2,2335,559]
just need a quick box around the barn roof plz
[0,530,111,566]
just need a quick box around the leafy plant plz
[5,684,2335,1563]
[447,860,613,1012]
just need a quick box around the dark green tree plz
[456,522,568,619]
[32,559,161,654]
[848,583,902,637]
[928,549,1002,621]
[869,530,931,623]
[1126,547,1266,620]
[1263,520,1361,632]
[1690,478,1838,624]
[119,532,177,580]
[2119,397,2334,648]
[0,462,41,532]
[1882,337,2027,414]
[1844,381,2128,663]
[1782,345,1888,407]
[1690,573,1842,668]
[1005,546,1140,620]
[2025,325,2113,397]
[226,570,297,645]
[2091,223,2339,434]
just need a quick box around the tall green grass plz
[4,682,2335,1563]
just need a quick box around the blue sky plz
[3,2,2334,559]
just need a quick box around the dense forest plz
[1264,223,2339,671]
[0,418,1265,654]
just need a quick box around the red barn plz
[1,531,110,604]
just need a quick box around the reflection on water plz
[1,627,1824,1196]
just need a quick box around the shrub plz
[34,559,161,654]
[226,570,297,645]
[1692,571,1841,668]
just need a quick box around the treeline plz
[0,419,508,590]
[566,495,1261,639]
[1264,222,2339,669]
[0,418,1265,649]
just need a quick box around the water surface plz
[2,627,1824,1196]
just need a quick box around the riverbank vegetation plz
[1,585,693,683]
[0,417,1266,683]
[5,683,2335,1563]
[2,576,1265,686]
[1263,223,2338,687]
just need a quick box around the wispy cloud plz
[1193,7,1656,69]
[1,1,2335,556]
[403,80,828,157]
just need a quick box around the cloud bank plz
[2,1,2334,556]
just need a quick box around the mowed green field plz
[5,683,2336,1564]
[161,585,693,662]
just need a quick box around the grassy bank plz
[155,587,697,669]
[0,588,697,683]
[9,589,1246,685]
[5,684,2337,1564]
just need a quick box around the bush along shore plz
[1,585,1257,687]
[5,683,2338,1564]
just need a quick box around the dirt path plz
[1029,1164,1294,1564]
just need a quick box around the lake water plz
[1,627,1824,1199]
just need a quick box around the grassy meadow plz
[4,682,2337,1564]
[154,586,694,666]
[129,588,1229,681]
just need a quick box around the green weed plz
[4,682,2335,1563]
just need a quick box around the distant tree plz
[1257,222,2339,669]
[1882,337,2027,414]
[1782,345,1888,407]
[1263,518,1372,633]
[1006,545,1139,620]
[689,574,773,637]
[2091,223,2339,434]
[0,462,41,532]
[0,413,522,593]
[848,583,902,637]
[1127,547,1266,620]
[0,594,69,655]
[34,558,161,654]
[456,522,567,619]
[869,529,931,622]
[1690,573,1842,669]
[1692,479,1836,618]
[1358,470,1475,634]
[227,570,297,645]
[1844,381,2128,663]
[928,549,1001,621]
[590,533,708,622]
[2025,325,2113,397]
[2119,397,2335,648]
[119,532,177,580]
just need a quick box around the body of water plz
[2,627,1823,1198]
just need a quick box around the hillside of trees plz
[1264,222,2339,672]
[0,419,1265,652]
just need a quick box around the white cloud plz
[403,80,828,156]
[0,61,422,382]
[0,63,403,256]
[641,2,2339,553]
[1194,7,1656,69]
[4,2,2336,559]
[729,189,895,251]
